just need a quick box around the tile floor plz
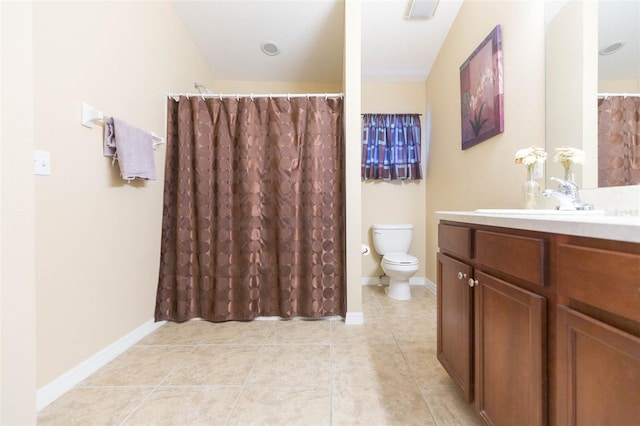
[38,285,482,425]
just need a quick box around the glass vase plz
[523,166,540,209]
[563,166,575,184]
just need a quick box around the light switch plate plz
[34,150,51,176]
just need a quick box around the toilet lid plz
[382,253,419,265]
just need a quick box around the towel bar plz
[81,102,165,149]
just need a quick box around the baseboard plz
[361,275,436,294]
[361,276,384,286]
[344,311,364,325]
[422,277,437,294]
[37,318,165,411]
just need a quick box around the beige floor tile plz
[388,316,437,346]
[362,284,385,301]
[268,319,332,344]
[228,386,331,425]
[331,318,396,345]
[161,345,261,385]
[199,320,275,345]
[420,385,484,426]
[137,320,217,345]
[82,345,194,386]
[37,386,151,426]
[331,344,414,386]
[40,284,488,425]
[399,344,454,387]
[332,384,436,426]
[363,285,437,320]
[121,386,241,426]
[363,300,387,319]
[247,344,331,386]
[384,299,435,320]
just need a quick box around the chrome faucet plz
[543,177,593,211]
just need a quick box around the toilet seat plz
[382,253,419,266]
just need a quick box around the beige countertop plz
[435,210,640,244]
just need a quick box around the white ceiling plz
[172,0,639,86]
[598,0,640,81]
[171,0,463,84]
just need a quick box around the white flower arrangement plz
[515,146,547,169]
[554,146,586,170]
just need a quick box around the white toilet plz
[372,224,419,300]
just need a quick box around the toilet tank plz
[372,224,413,255]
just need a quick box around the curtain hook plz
[250,93,254,101]
[236,94,240,101]
[287,93,291,100]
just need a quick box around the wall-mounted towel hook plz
[81,103,104,128]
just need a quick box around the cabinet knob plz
[458,272,467,280]
[468,278,479,288]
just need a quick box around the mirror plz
[545,0,640,188]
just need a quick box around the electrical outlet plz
[34,150,51,176]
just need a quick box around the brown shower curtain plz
[155,95,345,322]
[598,96,640,186]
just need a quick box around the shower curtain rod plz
[598,92,640,98]
[168,92,344,100]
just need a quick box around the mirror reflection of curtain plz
[155,96,345,322]
[361,113,422,180]
[598,96,640,187]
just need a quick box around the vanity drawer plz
[438,224,473,259]
[558,243,640,323]
[475,230,546,286]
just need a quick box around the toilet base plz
[385,280,411,301]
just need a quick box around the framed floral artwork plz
[460,25,504,150]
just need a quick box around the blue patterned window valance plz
[361,113,422,180]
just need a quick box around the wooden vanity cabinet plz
[437,223,548,426]
[437,252,474,402]
[438,220,640,426]
[474,270,546,426]
[436,223,474,402]
[555,237,640,425]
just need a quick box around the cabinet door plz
[556,305,640,426]
[437,253,474,402]
[474,271,546,426]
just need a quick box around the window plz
[361,113,422,180]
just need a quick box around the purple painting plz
[460,25,504,150]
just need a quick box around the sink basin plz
[475,209,605,215]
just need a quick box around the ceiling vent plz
[404,0,439,20]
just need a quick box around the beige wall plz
[361,82,427,279]
[424,0,546,282]
[599,79,640,92]
[344,0,363,319]
[1,2,38,423]
[32,1,215,389]
[213,80,341,93]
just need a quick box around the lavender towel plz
[103,117,156,181]
[103,117,117,157]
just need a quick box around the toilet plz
[372,224,419,300]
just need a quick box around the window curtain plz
[361,113,422,180]
[155,96,345,322]
[598,96,640,186]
